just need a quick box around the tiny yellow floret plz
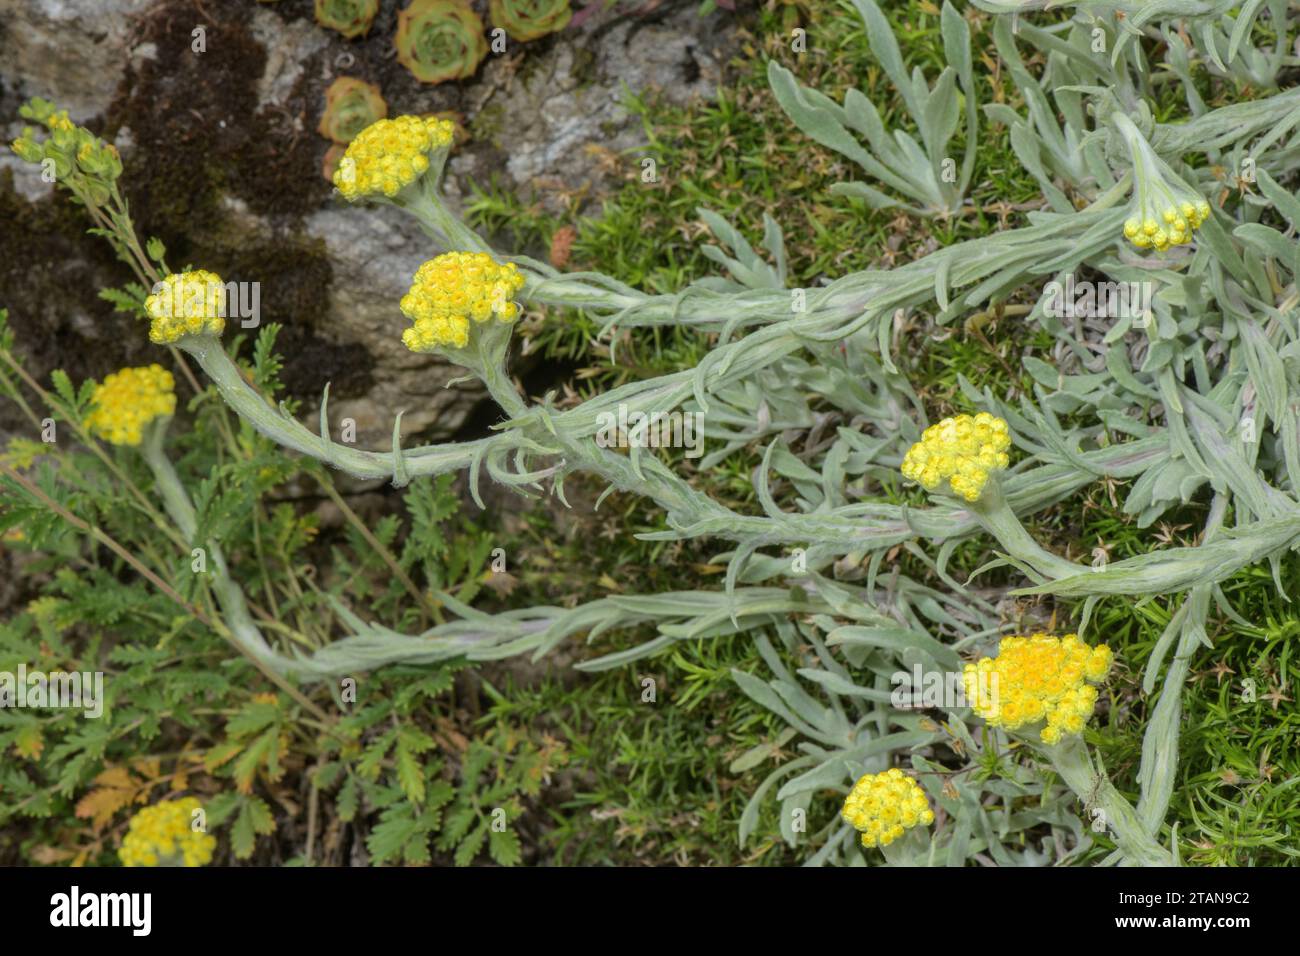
[400,250,525,351]
[332,115,456,201]
[962,633,1112,745]
[119,797,216,867]
[144,271,226,344]
[900,412,1011,502]
[84,365,176,446]
[841,769,935,849]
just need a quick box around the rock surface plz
[0,0,734,448]
[1,0,152,121]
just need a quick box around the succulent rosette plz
[318,77,388,144]
[314,0,380,38]
[395,0,489,85]
[489,0,572,42]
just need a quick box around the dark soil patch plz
[0,172,154,435]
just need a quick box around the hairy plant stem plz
[0,456,326,719]
[1047,733,1176,866]
[180,334,506,483]
[461,320,736,524]
[969,477,1083,579]
[140,420,303,680]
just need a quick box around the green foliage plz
[4,0,1300,870]
[312,668,565,866]
[0,325,530,865]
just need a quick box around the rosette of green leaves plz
[768,0,978,217]
[489,0,572,42]
[315,0,380,39]
[317,77,388,144]
[395,0,489,84]
[1160,0,1294,89]
[982,17,1123,212]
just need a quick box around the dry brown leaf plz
[549,225,578,269]
[75,786,135,829]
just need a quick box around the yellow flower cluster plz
[10,99,123,187]
[1123,199,1210,252]
[84,365,176,446]
[118,797,216,867]
[841,769,935,848]
[1116,113,1211,253]
[144,271,226,344]
[332,115,456,200]
[963,634,1113,745]
[900,412,1011,502]
[400,251,526,351]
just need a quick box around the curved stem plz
[969,477,1083,579]
[179,335,510,482]
[1048,733,1176,867]
[140,420,302,680]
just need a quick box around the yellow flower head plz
[400,250,525,352]
[118,797,216,867]
[841,769,935,849]
[145,271,226,344]
[332,114,456,200]
[47,110,76,132]
[900,412,1011,502]
[84,365,176,446]
[11,100,124,183]
[963,633,1112,745]
[1117,115,1210,252]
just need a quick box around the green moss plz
[468,103,508,149]
[93,0,368,402]
[0,172,150,412]
[106,0,328,234]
